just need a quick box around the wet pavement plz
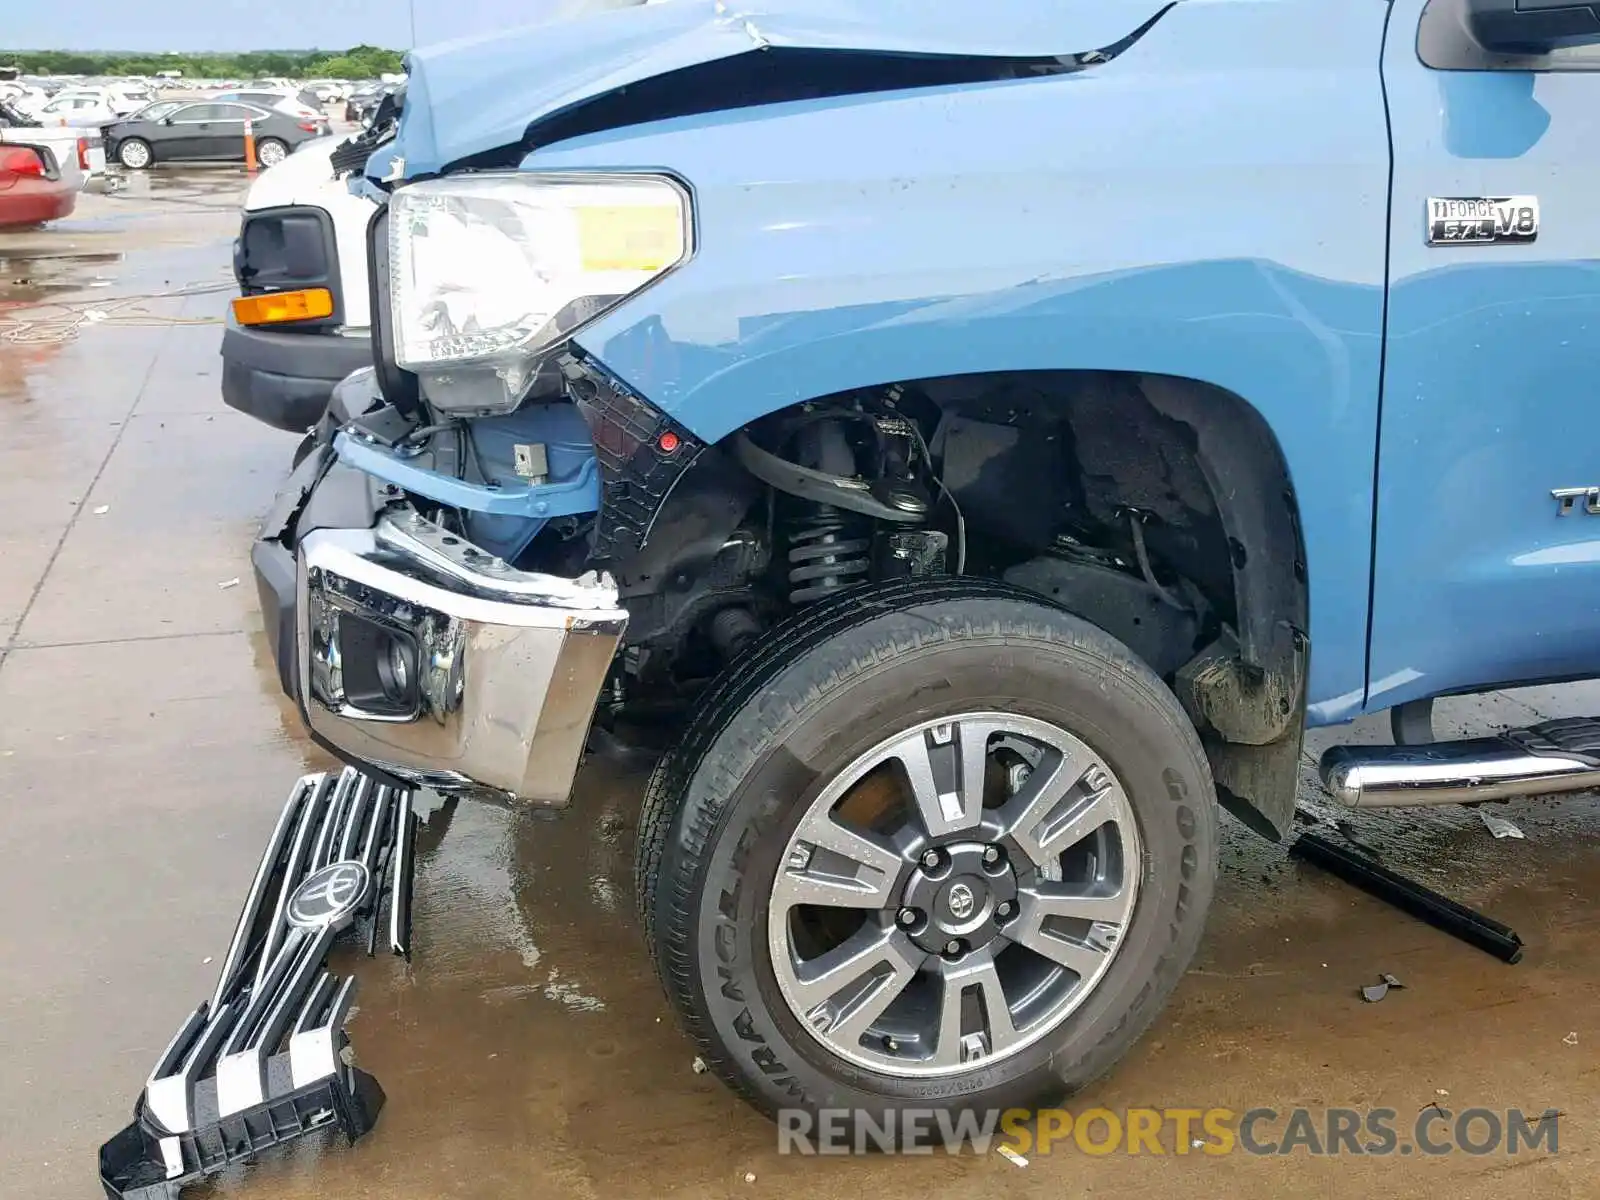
[1,171,1596,1200]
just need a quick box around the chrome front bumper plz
[296,508,627,805]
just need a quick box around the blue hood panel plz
[383,0,1174,177]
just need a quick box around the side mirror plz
[160,116,173,125]
[1466,0,1600,53]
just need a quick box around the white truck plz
[221,135,377,434]
[0,98,107,192]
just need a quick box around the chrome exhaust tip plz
[1319,719,1600,808]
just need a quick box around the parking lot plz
[1,170,1597,1200]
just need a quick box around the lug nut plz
[995,900,1014,920]
[943,939,962,958]
[885,1036,900,1052]
[897,907,919,928]
[920,849,942,870]
[982,845,1002,865]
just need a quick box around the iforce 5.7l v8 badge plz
[1426,196,1538,246]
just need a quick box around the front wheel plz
[635,579,1218,1130]
[116,138,152,170]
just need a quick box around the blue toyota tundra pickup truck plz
[102,0,1600,1189]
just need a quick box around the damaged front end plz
[381,0,1177,178]
[252,397,628,806]
[102,358,634,1191]
[103,0,1209,1190]
[296,511,626,802]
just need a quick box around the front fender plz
[554,0,1388,719]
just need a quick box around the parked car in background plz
[0,83,50,113]
[213,88,329,131]
[0,98,107,192]
[29,90,117,128]
[0,142,76,226]
[102,84,154,115]
[103,101,320,169]
[305,80,348,103]
[222,135,377,433]
[343,83,392,125]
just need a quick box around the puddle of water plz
[0,250,124,304]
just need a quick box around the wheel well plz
[718,368,1310,837]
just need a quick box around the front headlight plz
[389,172,690,414]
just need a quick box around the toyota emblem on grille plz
[947,883,976,920]
[288,860,372,930]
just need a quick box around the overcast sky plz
[3,0,592,53]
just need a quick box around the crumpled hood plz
[378,0,1174,179]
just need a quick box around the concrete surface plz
[1,168,1596,1200]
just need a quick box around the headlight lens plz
[389,172,689,413]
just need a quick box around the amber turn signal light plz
[232,288,334,326]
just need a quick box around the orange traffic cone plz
[244,118,258,173]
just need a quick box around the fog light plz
[376,635,415,705]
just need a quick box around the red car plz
[0,143,75,227]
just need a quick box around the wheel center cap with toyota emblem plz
[287,860,372,931]
[900,841,1019,953]
[946,882,977,920]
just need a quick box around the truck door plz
[1369,0,1600,710]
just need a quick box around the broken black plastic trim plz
[1290,832,1526,964]
[559,352,704,563]
[449,6,1176,174]
[99,1072,385,1200]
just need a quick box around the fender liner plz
[1140,375,1308,838]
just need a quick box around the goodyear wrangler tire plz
[636,579,1217,1129]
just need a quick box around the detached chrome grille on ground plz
[99,768,417,1200]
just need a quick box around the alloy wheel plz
[767,712,1141,1078]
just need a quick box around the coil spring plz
[787,508,872,604]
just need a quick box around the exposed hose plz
[1128,512,1186,611]
[907,420,965,575]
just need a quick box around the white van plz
[220,136,377,432]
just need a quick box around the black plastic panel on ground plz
[99,1067,384,1200]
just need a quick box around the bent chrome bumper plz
[295,508,626,805]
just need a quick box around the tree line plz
[2,45,405,79]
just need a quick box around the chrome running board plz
[1319,716,1600,808]
[99,768,418,1200]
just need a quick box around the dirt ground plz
[0,167,1595,1200]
